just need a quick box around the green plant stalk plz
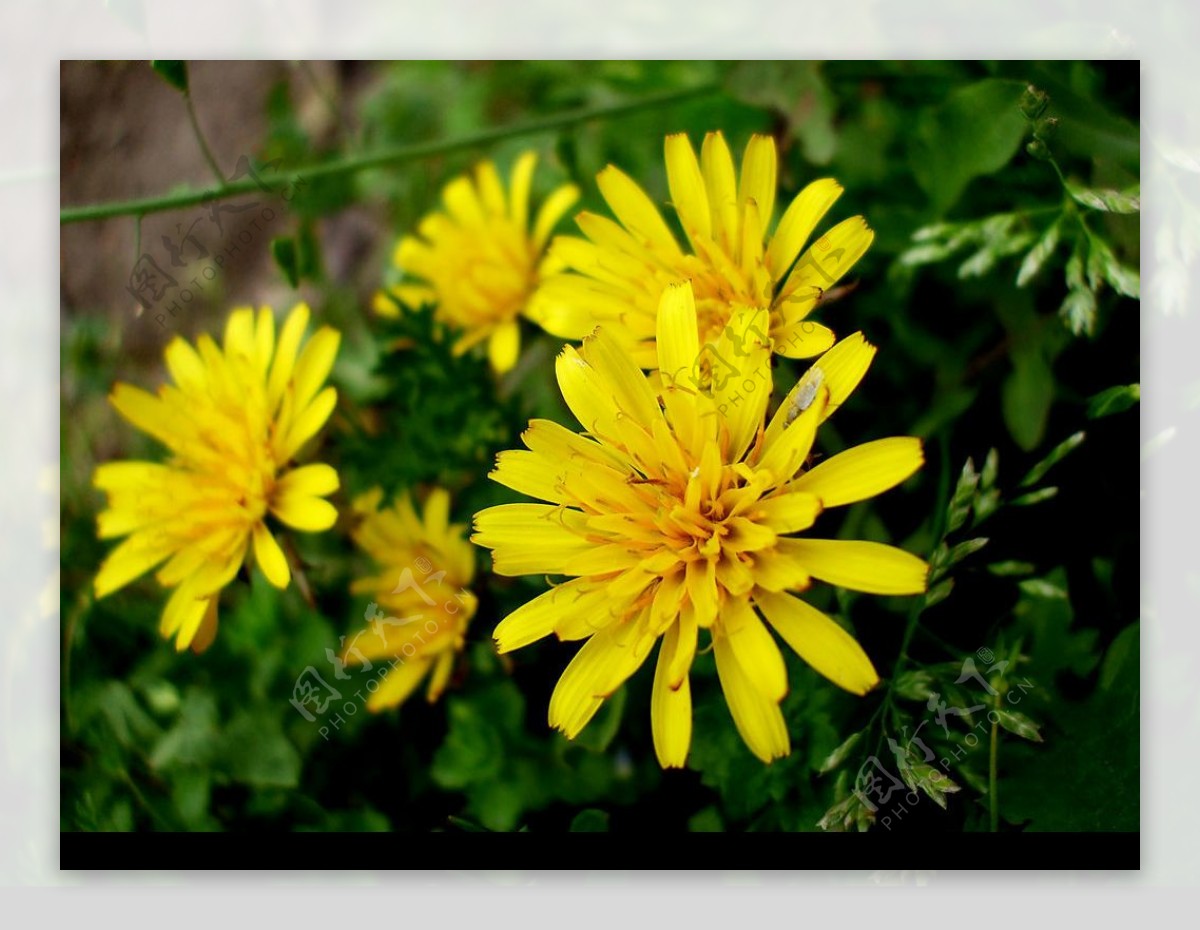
[869,432,954,757]
[184,91,227,184]
[61,83,719,224]
[989,687,1001,831]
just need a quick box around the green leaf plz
[1018,577,1068,599]
[1010,486,1058,506]
[149,688,218,772]
[569,809,611,832]
[431,697,505,789]
[219,713,301,789]
[1067,182,1140,214]
[993,708,1044,742]
[1001,627,1137,830]
[946,458,979,533]
[947,536,990,565]
[1059,286,1098,336]
[688,807,724,832]
[1003,349,1055,451]
[726,62,837,165]
[817,730,863,774]
[988,560,1036,577]
[980,448,1000,492]
[909,79,1029,213]
[1019,430,1085,487]
[150,60,188,94]
[271,237,300,288]
[892,669,936,702]
[1083,233,1140,300]
[922,577,954,609]
[1016,218,1062,286]
[908,763,961,809]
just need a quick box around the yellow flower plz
[374,151,580,374]
[93,303,341,653]
[341,487,478,710]
[530,131,874,368]
[473,282,927,766]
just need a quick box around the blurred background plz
[59,60,1139,833]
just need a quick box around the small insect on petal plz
[785,367,825,427]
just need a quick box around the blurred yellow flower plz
[375,151,579,374]
[530,131,873,368]
[341,487,477,710]
[93,303,341,653]
[473,282,926,766]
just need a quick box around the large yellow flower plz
[340,487,478,711]
[93,304,341,653]
[375,151,580,374]
[473,282,927,766]
[529,131,873,368]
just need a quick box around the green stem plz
[184,91,226,185]
[870,432,953,757]
[61,83,719,224]
[989,688,1001,832]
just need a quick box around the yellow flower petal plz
[472,503,591,576]
[108,384,180,451]
[275,463,339,500]
[765,178,843,281]
[722,596,788,702]
[159,581,208,640]
[271,491,338,532]
[656,281,701,393]
[475,160,507,215]
[164,337,207,394]
[756,384,827,484]
[596,164,680,258]
[701,131,740,255]
[188,597,220,654]
[755,491,823,534]
[793,437,924,508]
[223,306,256,362]
[291,326,341,413]
[713,632,790,763]
[651,621,692,768]
[252,522,290,589]
[426,651,456,703]
[280,385,338,461]
[766,333,875,447]
[509,151,538,231]
[549,622,654,739]
[773,320,837,360]
[780,215,874,301]
[494,578,611,653]
[738,134,777,232]
[489,449,569,504]
[94,530,174,598]
[367,657,432,711]
[710,305,772,461]
[488,321,520,374]
[267,303,311,410]
[532,183,581,249]
[579,326,662,431]
[665,133,711,244]
[783,538,929,595]
[555,344,624,437]
[755,589,879,695]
